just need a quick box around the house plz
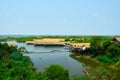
[26,38,65,46]
[26,41,34,45]
[8,44,17,47]
[69,43,90,52]
[112,37,120,44]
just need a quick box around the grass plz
[70,53,120,80]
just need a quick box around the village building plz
[8,44,17,47]
[26,38,91,53]
[69,43,90,52]
[26,38,65,46]
[111,37,120,44]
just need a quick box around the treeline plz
[0,35,115,43]
[0,35,86,42]
[64,36,114,43]
[0,37,41,43]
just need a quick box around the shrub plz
[44,64,69,80]
[106,44,120,58]
[97,55,118,65]
[74,77,92,80]
[10,52,22,60]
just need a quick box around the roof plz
[8,44,17,47]
[34,38,64,43]
[112,37,120,42]
[26,41,34,44]
[115,38,120,42]
[26,38,65,45]
[70,43,90,48]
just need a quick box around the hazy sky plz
[0,0,120,35]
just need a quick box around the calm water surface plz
[7,41,84,78]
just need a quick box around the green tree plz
[102,41,111,51]
[0,43,37,80]
[44,64,69,80]
[10,52,22,60]
[90,36,102,57]
[18,47,28,53]
[37,72,48,80]
[106,44,120,58]
[65,38,70,42]
[74,77,92,80]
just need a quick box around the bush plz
[91,67,110,80]
[97,55,119,65]
[90,36,102,56]
[65,38,70,42]
[10,52,22,60]
[74,77,92,80]
[0,43,37,80]
[44,64,69,80]
[106,44,120,58]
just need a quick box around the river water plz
[6,41,84,78]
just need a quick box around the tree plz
[90,36,102,57]
[0,42,37,80]
[65,38,70,42]
[44,64,69,80]
[10,51,22,60]
[18,47,28,53]
[74,77,92,80]
[106,44,120,58]
[102,41,111,51]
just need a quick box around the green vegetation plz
[70,36,120,80]
[18,47,28,53]
[0,43,37,80]
[0,43,70,80]
[44,64,69,80]
[90,36,120,66]
[0,36,41,43]
[90,36,102,57]
[70,53,119,80]
[90,67,111,80]
[1,35,120,80]
[37,64,69,80]
[0,35,113,43]
[74,77,92,80]
[65,38,70,42]
[73,38,91,43]
[16,37,40,42]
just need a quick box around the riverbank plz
[70,53,120,80]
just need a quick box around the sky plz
[0,0,120,35]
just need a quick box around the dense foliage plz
[70,36,120,80]
[1,36,120,80]
[0,43,37,80]
[90,36,120,66]
[44,65,69,80]
[0,36,41,43]
[90,36,102,57]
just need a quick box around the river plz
[6,41,84,78]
